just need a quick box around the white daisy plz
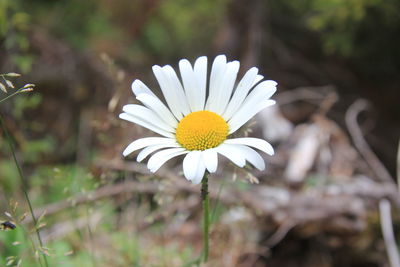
[120,55,276,184]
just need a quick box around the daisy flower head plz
[120,55,277,184]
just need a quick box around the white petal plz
[136,93,178,128]
[137,143,180,162]
[147,148,187,173]
[122,104,174,132]
[179,59,199,112]
[152,65,184,120]
[119,113,175,138]
[209,61,240,115]
[183,151,200,181]
[179,56,207,112]
[193,158,206,184]
[131,79,157,98]
[193,56,207,110]
[215,143,246,168]
[183,151,206,183]
[223,67,258,120]
[228,99,276,134]
[240,80,277,109]
[163,65,191,115]
[225,138,274,156]
[233,145,265,170]
[227,81,276,133]
[202,148,218,173]
[122,137,176,157]
[252,75,264,87]
[206,55,227,110]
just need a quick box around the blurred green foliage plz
[0,227,28,266]
[30,165,96,205]
[305,0,400,57]
[24,0,119,50]
[0,159,19,192]
[0,0,34,72]
[12,95,42,119]
[2,0,398,71]
[142,0,228,58]
[268,0,400,83]
[17,0,228,61]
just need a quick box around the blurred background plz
[0,0,399,266]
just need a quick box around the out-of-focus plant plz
[21,0,120,51]
[281,0,400,58]
[1,81,57,168]
[305,0,398,56]
[140,0,228,58]
[19,0,228,62]
[0,0,34,73]
[0,73,48,267]
[0,73,34,104]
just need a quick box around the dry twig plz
[379,199,400,267]
[345,99,393,182]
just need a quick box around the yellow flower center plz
[176,111,229,151]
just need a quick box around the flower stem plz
[0,88,23,104]
[201,173,210,263]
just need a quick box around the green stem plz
[0,88,24,104]
[201,173,209,263]
[0,114,49,267]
